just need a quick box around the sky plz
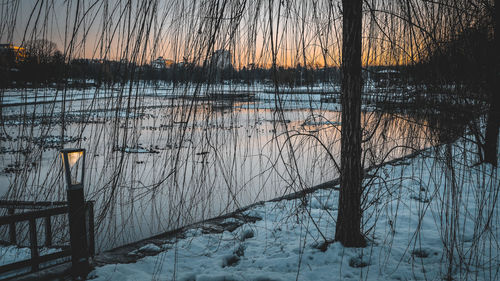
[1,0,433,67]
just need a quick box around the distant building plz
[0,43,26,62]
[372,68,401,87]
[151,56,174,69]
[210,49,232,69]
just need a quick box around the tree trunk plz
[335,0,366,247]
[484,0,499,166]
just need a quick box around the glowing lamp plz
[59,148,90,277]
[60,148,86,189]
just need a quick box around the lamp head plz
[60,148,86,189]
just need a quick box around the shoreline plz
[91,147,425,266]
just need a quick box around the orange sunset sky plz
[3,0,424,68]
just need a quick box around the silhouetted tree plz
[335,0,366,247]
[484,0,499,166]
[25,39,58,63]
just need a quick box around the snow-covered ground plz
[0,245,62,279]
[1,81,404,108]
[0,245,60,267]
[0,82,340,106]
[88,137,500,281]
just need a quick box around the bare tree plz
[25,38,58,62]
[485,0,499,166]
[335,0,366,247]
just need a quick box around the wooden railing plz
[0,200,95,279]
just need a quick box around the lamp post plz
[60,148,89,278]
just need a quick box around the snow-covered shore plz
[88,139,500,281]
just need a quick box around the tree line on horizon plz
[0,45,341,87]
[0,16,495,95]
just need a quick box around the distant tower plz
[211,49,232,69]
[209,49,232,83]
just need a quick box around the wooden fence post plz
[28,218,39,272]
[8,208,16,244]
[67,188,89,277]
[44,216,52,247]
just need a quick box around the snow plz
[127,244,163,256]
[3,82,407,110]
[0,245,62,279]
[0,82,341,107]
[0,245,61,267]
[377,69,399,74]
[88,138,500,281]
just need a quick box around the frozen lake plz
[0,84,439,250]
